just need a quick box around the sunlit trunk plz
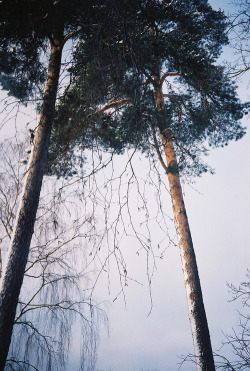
[155,87,215,371]
[0,42,62,369]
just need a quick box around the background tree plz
[214,270,250,370]
[227,0,250,78]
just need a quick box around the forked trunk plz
[0,43,62,369]
[155,88,215,370]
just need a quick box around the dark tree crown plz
[46,0,247,178]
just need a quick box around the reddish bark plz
[155,86,215,370]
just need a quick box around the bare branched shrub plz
[215,271,250,370]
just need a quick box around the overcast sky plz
[90,127,250,371]
[0,1,249,370]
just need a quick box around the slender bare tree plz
[0,137,107,371]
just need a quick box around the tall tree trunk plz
[0,248,2,279]
[155,87,215,371]
[0,42,62,370]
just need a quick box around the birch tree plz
[0,137,106,371]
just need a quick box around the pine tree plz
[0,1,130,368]
[48,1,247,369]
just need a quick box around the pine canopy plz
[46,0,247,178]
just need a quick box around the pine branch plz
[160,71,182,85]
[151,124,168,172]
[63,28,82,46]
[93,98,132,115]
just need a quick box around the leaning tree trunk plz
[155,87,215,371]
[0,42,62,370]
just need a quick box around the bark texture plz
[155,87,215,371]
[0,249,2,279]
[0,43,62,370]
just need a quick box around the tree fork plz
[0,42,63,369]
[155,87,215,371]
